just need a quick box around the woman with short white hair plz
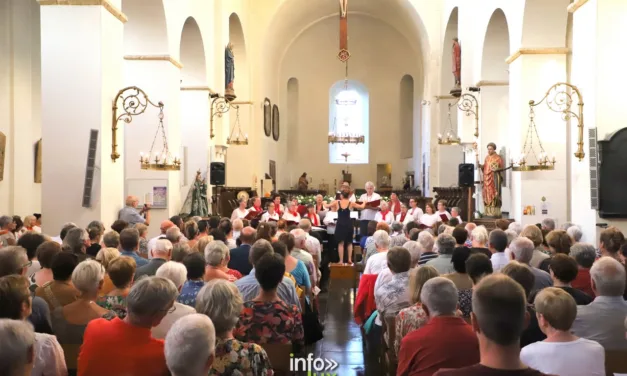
[0,319,36,376]
[96,247,120,296]
[152,261,196,340]
[204,241,241,282]
[195,279,272,376]
[51,260,115,373]
[165,314,216,376]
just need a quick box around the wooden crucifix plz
[338,0,350,62]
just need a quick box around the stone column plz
[508,51,569,226]
[180,87,211,200]
[40,1,125,233]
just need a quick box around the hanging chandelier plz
[510,105,555,171]
[226,105,248,145]
[438,102,461,145]
[139,103,181,171]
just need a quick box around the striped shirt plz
[418,252,438,266]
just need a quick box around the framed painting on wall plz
[272,104,280,141]
[263,98,272,137]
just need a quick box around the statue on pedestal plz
[180,170,209,218]
[476,142,504,218]
[298,172,309,191]
[225,42,236,101]
[451,38,462,96]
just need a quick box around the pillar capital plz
[38,0,127,23]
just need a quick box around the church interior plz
[1,0,627,375]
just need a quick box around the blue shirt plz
[235,269,301,310]
[177,280,205,308]
[118,206,146,225]
[120,250,148,267]
[290,260,311,289]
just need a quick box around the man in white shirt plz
[358,181,380,236]
[339,181,356,202]
[489,229,509,272]
[148,220,175,255]
[374,201,393,225]
[364,230,390,275]
[408,198,423,221]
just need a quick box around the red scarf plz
[399,212,407,223]
[309,214,319,226]
[391,201,401,215]
[253,206,262,212]
[290,211,298,217]
[381,211,390,221]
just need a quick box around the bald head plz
[160,220,175,234]
[125,195,139,207]
[239,226,256,245]
[465,222,477,234]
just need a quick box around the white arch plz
[228,13,248,97]
[122,0,169,55]
[481,9,509,82]
[180,17,207,86]
[440,7,458,93]
[521,0,570,47]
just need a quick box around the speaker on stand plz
[209,162,225,215]
[458,163,474,187]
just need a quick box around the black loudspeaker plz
[210,162,225,186]
[458,163,474,187]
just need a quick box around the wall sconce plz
[452,93,480,139]
[209,94,253,140]
[112,86,181,171]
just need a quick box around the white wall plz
[279,15,422,190]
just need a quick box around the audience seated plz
[538,230,573,272]
[458,253,493,318]
[178,253,207,307]
[164,313,216,376]
[569,242,596,297]
[135,238,172,280]
[364,222,391,263]
[118,228,148,267]
[96,256,136,318]
[32,241,62,288]
[195,279,273,375]
[0,274,67,376]
[78,276,178,376]
[488,229,509,272]
[101,230,119,249]
[152,261,196,340]
[521,288,605,376]
[395,265,439,354]
[234,252,305,351]
[374,247,412,329]
[85,224,103,258]
[452,226,468,248]
[500,261,546,347]
[228,226,256,276]
[417,231,437,265]
[402,240,423,268]
[520,225,549,269]
[435,274,551,376]
[235,239,301,308]
[427,234,456,274]
[62,227,90,263]
[469,226,491,258]
[35,252,79,311]
[95,247,119,296]
[546,254,593,305]
[0,319,37,375]
[361,220,378,250]
[509,237,553,292]
[290,228,317,280]
[571,256,627,350]
[364,230,391,275]
[444,246,473,291]
[203,241,241,282]
[17,232,46,278]
[390,221,407,247]
[508,221,523,235]
[276,234,312,296]
[566,225,583,243]
[171,243,193,263]
[598,227,627,298]
[398,277,479,376]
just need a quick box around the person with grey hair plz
[572,256,627,350]
[560,221,575,231]
[165,314,216,376]
[375,247,412,320]
[504,229,518,247]
[234,239,300,308]
[417,231,438,265]
[397,277,479,375]
[364,230,391,275]
[62,227,90,262]
[469,226,491,258]
[50,222,77,245]
[566,225,583,243]
[570,242,597,296]
[0,319,36,376]
[232,218,243,240]
[203,240,241,282]
[171,242,193,263]
[166,226,182,245]
[152,262,196,340]
[135,238,173,281]
[426,234,456,274]
[508,221,523,235]
[119,227,148,267]
[541,218,556,231]
[78,276,178,375]
[403,240,423,267]
[358,181,381,236]
[102,230,120,248]
[118,195,151,226]
[289,228,318,282]
[194,280,272,375]
[228,226,256,276]
[389,221,406,247]
[0,215,17,246]
[509,237,553,292]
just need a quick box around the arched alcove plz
[228,13,248,98]
[328,79,369,165]
[180,17,207,86]
[400,75,414,159]
[521,0,571,47]
[441,7,458,98]
[122,0,169,55]
[287,78,299,156]
[480,8,511,214]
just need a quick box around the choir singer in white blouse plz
[358,181,381,235]
[419,202,440,228]
[230,198,249,221]
[395,203,414,225]
[374,201,393,225]
[282,201,301,224]
[260,202,280,222]
[408,198,424,220]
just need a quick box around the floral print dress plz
[95,295,127,319]
[394,303,429,355]
[209,338,274,376]
[234,300,305,348]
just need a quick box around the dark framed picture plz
[263,98,272,137]
[272,104,280,141]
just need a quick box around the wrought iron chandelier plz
[510,105,555,171]
[226,105,248,145]
[139,104,181,171]
[438,102,461,145]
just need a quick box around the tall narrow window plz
[400,75,414,159]
[328,80,369,164]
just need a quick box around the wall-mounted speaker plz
[210,162,225,186]
[82,129,99,208]
[458,163,474,187]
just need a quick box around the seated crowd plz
[2,195,627,376]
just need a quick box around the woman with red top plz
[305,204,321,227]
[273,194,284,217]
[396,203,414,225]
[389,192,402,216]
[374,201,393,225]
[569,243,597,297]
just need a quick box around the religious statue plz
[225,42,236,101]
[451,38,462,95]
[180,170,209,218]
[298,172,309,191]
[476,142,504,218]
